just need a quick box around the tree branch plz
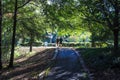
[17,0,31,9]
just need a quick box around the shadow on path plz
[44,48,89,80]
[0,48,55,80]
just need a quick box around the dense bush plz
[20,42,42,46]
[62,42,111,48]
[77,48,120,70]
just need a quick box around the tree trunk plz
[91,32,95,47]
[113,29,119,54]
[112,1,119,54]
[8,0,18,68]
[91,39,95,47]
[30,34,33,52]
[0,0,2,69]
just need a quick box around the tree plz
[0,0,3,69]
[8,0,31,68]
[17,2,47,52]
[8,0,18,68]
[81,19,112,47]
[79,0,120,53]
[40,0,80,36]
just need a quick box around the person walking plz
[56,37,59,47]
[59,37,63,47]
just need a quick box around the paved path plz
[41,48,90,80]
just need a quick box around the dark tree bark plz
[91,32,95,47]
[8,0,18,68]
[30,33,33,52]
[112,2,119,53]
[8,0,31,68]
[0,0,2,69]
[113,29,119,54]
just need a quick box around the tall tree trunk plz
[0,0,2,69]
[8,0,18,68]
[113,29,119,54]
[113,2,119,54]
[30,34,33,52]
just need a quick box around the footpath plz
[39,48,93,80]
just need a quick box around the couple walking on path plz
[56,37,63,47]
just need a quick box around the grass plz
[76,47,120,80]
[0,47,55,80]
[2,47,45,68]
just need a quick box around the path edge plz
[72,48,94,80]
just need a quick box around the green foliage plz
[40,0,84,36]
[78,0,120,51]
[1,0,119,68]
[17,1,47,39]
